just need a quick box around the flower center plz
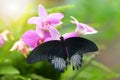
[39,38,44,44]
[44,21,50,26]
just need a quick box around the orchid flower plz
[71,16,98,36]
[1,30,14,41]
[28,4,64,28]
[10,39,29,57]
[0,30,13,48]
[22,5,63,49]
[62,16,98,39]
[22,26,60,49]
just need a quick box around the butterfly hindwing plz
[49,57,67,72]
[70,54,83,70]
[26,40,67,64]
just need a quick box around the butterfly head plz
[60,36,64,41]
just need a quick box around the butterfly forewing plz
[26,40,67,64]
[65,37,98,56]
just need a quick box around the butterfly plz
[26,36,98,72]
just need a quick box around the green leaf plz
[29,73,51,80]
[0,75,31,80]
[0,65,20,75]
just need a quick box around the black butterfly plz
[26,36,98,72]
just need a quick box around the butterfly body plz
[26,36,98,72]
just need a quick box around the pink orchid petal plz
[0,37,4,47]
[75,23,98,35]
[47,13,64,26]
[56,21,63,26]
[22,30,40,49]
[36,26,51,39]
[9,41,18,51]
[38,5,48,20]
[74,23,87,35]
[48,20,63,27]
[44,37,53,42]
[48,19,60,26]
[17,40,26,51]
[43,30,51,39]
[28,17,42,26]
[48,13,64,20]
[83,24,98,34]
[46,26,61,40]
[36,26,44,38]
[62,32,79,40]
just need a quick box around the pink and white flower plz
[22,26,61,49]
[0,30,13,47]
[28,4,64,27]
[71,16,98,36]
[10,39,29,57]
[22,5,63,49]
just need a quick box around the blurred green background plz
[0,0,120,80]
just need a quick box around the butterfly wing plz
[26,40,67,63]
[65,37,98,55]
[26,40,67,72]
[65,37,98,69]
